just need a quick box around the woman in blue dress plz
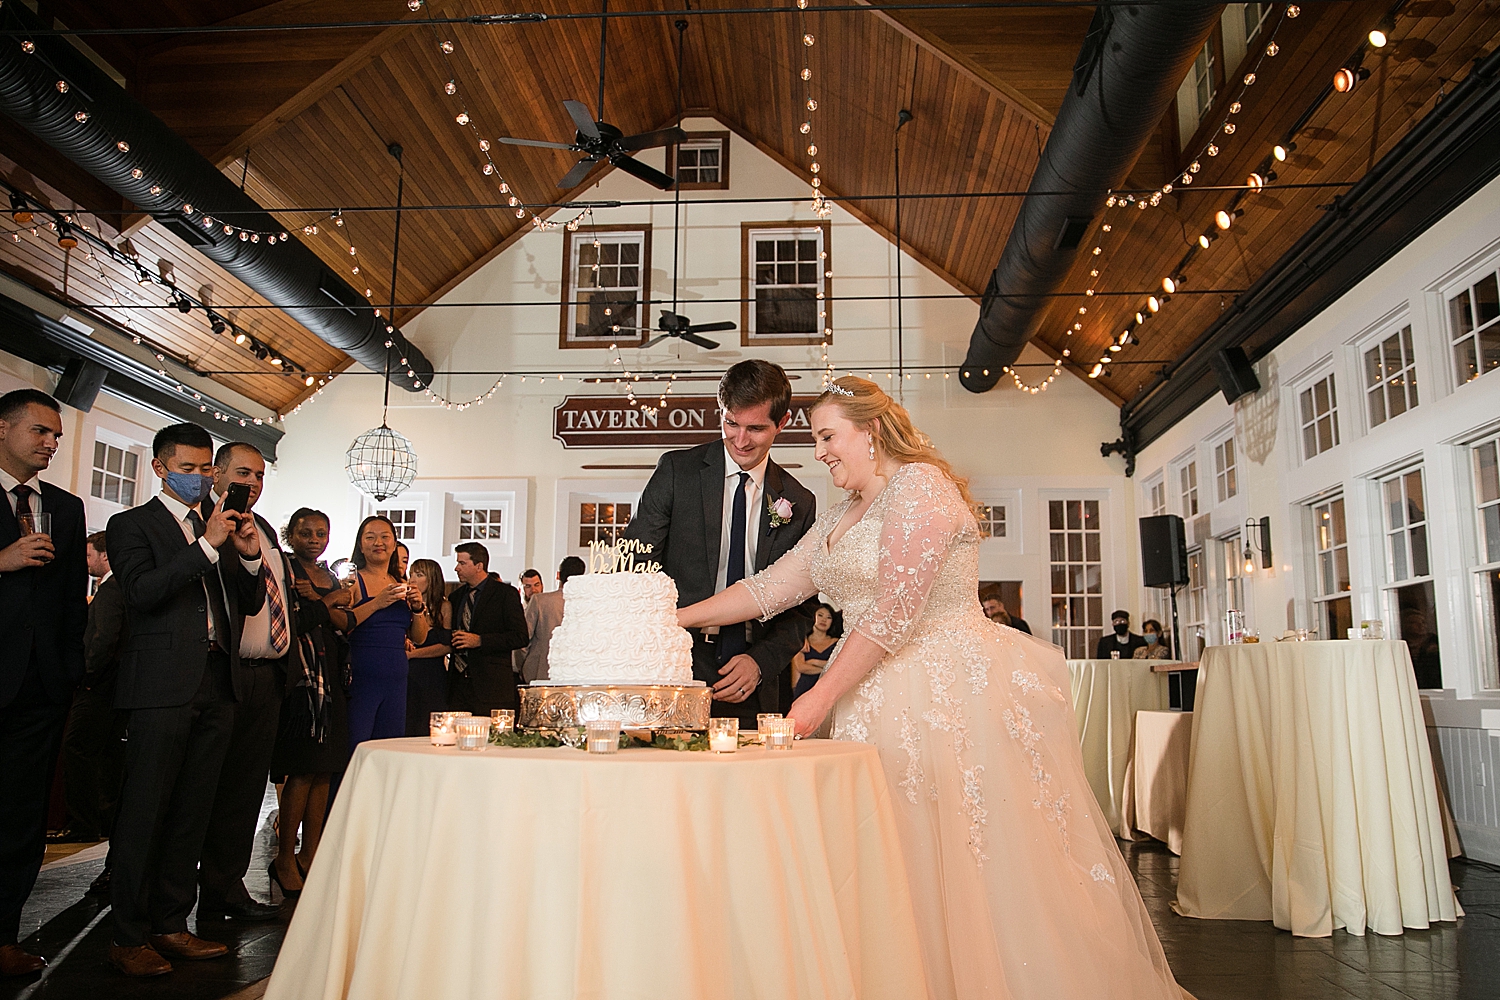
[792,603,840,699]
[340,516,430,750]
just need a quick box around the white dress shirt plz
[715,444,768,595]
[0,465,43,516]
[214,498,286,659]
[155,491,261,643]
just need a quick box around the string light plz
[797,0,832,218]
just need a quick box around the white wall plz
[1132,173,1500,860]
[260,118,1137,633]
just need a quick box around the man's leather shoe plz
[146,932,227,961]
[198,898,279,922]
[0,945,47,977]
[87,866,111,897]
[108,944,172,977]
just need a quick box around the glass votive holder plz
[455,716,490,751]
[490,709,515,735]
[756,713,782,743]
[765,718,795,750]
[430,711,457,746]
[586,720,621,755]
[708,718,739,753]
[1295,628,1310,641]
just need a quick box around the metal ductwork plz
[0,3,434,393]
[960,3,1224,393]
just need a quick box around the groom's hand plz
[712,654,761,703]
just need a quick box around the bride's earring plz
[867,436,876,461]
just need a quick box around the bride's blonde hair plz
[812,376,975,509]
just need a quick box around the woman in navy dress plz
[341,516,430,751]
[403,558,452,736]
[792,603,840,699]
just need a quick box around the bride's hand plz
[788,689,832,738]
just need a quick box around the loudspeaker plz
[1209,346,1260,404]
[1140,514,1188,588]
[53,357,109,412]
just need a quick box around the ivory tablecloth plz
[1065,659,1173,838]
[1128,710,1193,855]
[264,739,930,1000]
[1175,640,1460,937]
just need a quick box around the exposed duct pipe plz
[960,3,1223,393]
[0,3,434,393]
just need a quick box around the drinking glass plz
[586,720,621,755]
[430,711,457,746]
[765,718,795,750]
[708,718,739,753]
[455,717,490,751]
[490,709,515,736]
[17,511,50,538]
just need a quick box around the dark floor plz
[3,796,1497,999]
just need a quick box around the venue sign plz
[552,395,821,449]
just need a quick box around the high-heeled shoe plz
[267,860,302,900]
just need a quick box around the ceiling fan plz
[496,0,684,190]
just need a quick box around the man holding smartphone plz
[105,423,265,977]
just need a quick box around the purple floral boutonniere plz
[768,496,795,528]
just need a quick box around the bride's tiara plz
[824,383,855,397]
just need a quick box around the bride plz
[679,377,1185,1000]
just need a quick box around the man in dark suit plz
[1096,609,1148,659]
[447,542,528,715]
[105,422,265,977]
[0,389,87,978]
[196,442,291,923]
[624,361,817,728]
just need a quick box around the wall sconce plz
[1243,516,1272,574]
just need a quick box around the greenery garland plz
[488,728,762,752]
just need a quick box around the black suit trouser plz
[447,661,518,716]
[691,633,790,730]
[61,682,128,840]
[199,656,284,909]
[111,651,235,946]
[0,668,70,946]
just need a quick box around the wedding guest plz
[197,443,290,924]
[520,569,544,601]
[447,543,527,714]
[1096,609,1147,659]
[106,422,264,976]
[1133,619,1171,659]
[395,542,410,579]
[792,604,839,698]
[342,517,429,751]
[267,508,350,896]
[60,532,128,849]
[404,558,451,735]
[519,556,584,684]
[982,594,1032,635]
[0,389,86,978]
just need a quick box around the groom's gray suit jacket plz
[623,440,817,716]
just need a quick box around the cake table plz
[264,738,930,1000]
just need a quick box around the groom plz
[624,360,817,728]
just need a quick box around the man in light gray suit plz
[520,557,585,684]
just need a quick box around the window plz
[90,440,139,507]
[1473,438,1500,688]
[579,501,632,548]
[1148,479,1167,517]
[1381,468,1441,688]
[976,503,1007,539]
[1221,533,1245,614]
[1311,497,1353,640]
[376,507,418,541]
[458,507,504,541]
[671,132,729,190]
[1214,437,1238,503]
[1184,548,1206,659]
[1364,326,1419,428]
[560,226,651,349]
[1192,43,1216,122]
[1241,2,1272,41]
[1048,499,1103,659]
[1179,461,1199,517]
[741,223,831,345]
[1299,374,1340,460]
[1448,266,1500,385]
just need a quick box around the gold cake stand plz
[519,683,712,731]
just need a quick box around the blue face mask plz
[165,470,213,505]
[1144,632,1159,645]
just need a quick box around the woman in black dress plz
[404,558,452,736]
[269,508,351,895]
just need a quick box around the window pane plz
[103,476,119,504]
[1313,379,1329,414]
[1480,326,1500,378]
[120,481,135,507]
[1333,547,1349,592]
[1067,501,1082,530]
[1405,470,1425,524]
[1385,478,1404,528]
[1475,273,1499,327]
[1456,338,1480,384]
[1303,424,1318,459]
[105,446,122,474]
[1411,524,1430,578]
[1364,346,1384,390]
[1049,533,1066,562]
[1332,498,1347,545]
[1396,581,1442,688]
[1484,507,1500,564]
[1085,564,1102,594]
[1049,500,1064,530]
[90,469,103,497]
[1478,442,1500,504]
[1450,289,1474,337]
[93,440,106,468]
[1300,388,1314,425]
[1051,565,1067,594]
[123,452,138,478]
[1087,597,1102,625]
[1085,532,1100,562]
[1387,378,1407,419]
[1067,533,1082,561]
[1318,415,1334,453]
[1084,500,1099,523]
[755,240,774,262]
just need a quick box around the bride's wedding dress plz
[742,462,1184,1000]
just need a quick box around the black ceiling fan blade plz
[619,126,688,152]
[557,157,604,189]
[685,320,737,334]
[495,136,579,151]
[610,153,676,191]
[641,332,672,348]
[563,100,601,140]
[680,332,721,350]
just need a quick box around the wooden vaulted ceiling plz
[4,0,1500,415]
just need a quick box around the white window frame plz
[1309,494,1352,639]
[741,223,832,346]
[1445,261,1500,387]
[1184,547,1206,658]
[1213,433,1239,504]
[88,427,145,511]
[671,131,729,189]
[560,226,651,349]
[1362,323,1420,430]
[1047,496,1105,659]
[1177,457,1200,517]
[1470,435,1500,689]
[1297,371,1341,461]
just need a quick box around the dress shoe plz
[87,865,112,897]
[146,932,227,961]
[198,897,279,922]
[0,945,47,977]
[108,944,172,977]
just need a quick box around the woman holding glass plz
[404,557,452,736]
[341,516,429,750]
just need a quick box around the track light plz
[1215,208,1243,230]
[1273,142,1296,161]
[1368,29,1387,48]
[304,375,316,386]
[1147,296,1161,313]
[1108,343,1121,353]
[1247,172,1265,191]
[270,356,283,367]
[10,194,33,226]
[174,295,193,314]
[56,224,77,250]
[1333,66,1370,93]
[1136,311,1146,325]
[1198,232,1215,249]
[1161,276,1176,295]
[234,331,248,345]
[209,313,226,335]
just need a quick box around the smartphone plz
[223,482,252,514]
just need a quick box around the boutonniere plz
[768,496,795,528]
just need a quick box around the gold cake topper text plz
[588,538,662,575]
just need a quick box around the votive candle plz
[455,717,490,751]
[709,718,739,753]
[766,718,795,750]
[491,709,515,735]
[586,720,621,755]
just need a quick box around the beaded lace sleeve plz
[849,463,964,654]
[738,503,844,621]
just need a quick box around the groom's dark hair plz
[719,360,792,424]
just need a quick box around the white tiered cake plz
[545,571,696,686]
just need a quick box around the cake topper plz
[587,537,662,575]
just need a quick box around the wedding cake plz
[546,570,696,686]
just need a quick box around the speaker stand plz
[1169,584,1181,664]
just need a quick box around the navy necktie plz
[719,472,750,665]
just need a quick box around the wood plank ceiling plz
[3,0,1498,414]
